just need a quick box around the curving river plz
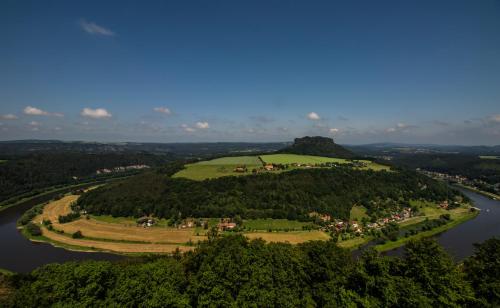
[0,188,499,273]
[0,188,123,273]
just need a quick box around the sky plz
[0,0,499,145]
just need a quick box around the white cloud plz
[396,122,407,128]
[195,121,210,129]
[307,112,320,120]
[153,107,172,115]
[23,106,63,117]
[329,128,339,134]
[81,108,112,119]
[386,127,396,133]
[184,127,195,132]
[24,106,49,116]
[1,114,18,120]
[80,19,115,36]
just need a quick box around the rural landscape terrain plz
[2,0,500,306]
[0,137,499,306]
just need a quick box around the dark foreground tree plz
[5,236,499,307]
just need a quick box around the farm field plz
[243,218,312,231]
[260,154,354,164]
[28,194,332,253]
[195,156,262,165]
[245,231,330,244]
[173,155,262,180]
[173,153,391,180]
[479,155,500,160]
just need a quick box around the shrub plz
[72,231,83,239]
[26,222,42,236]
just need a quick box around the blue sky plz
[1,0,499,145]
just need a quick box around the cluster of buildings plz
[316,207,414,235]
[96,164,150,175]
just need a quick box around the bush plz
[72,231,83,239]
[26,222,42,236]
[58,212,80,224]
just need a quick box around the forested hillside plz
[3,236,499,307]
[0,153,173,203]
[391,154,500,184]
[78,166,461,220]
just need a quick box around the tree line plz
[78,166,464,221]
[0,152,174,203]
[2,236,500,307]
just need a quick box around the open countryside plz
[173,153,390,181]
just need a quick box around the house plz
[439,200,449,209]
[218,222,237,231]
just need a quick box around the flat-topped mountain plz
[278,136,354,158]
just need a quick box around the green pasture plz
[173,153,390,180]
[350,206,368,220]
[243,218,313,231]
[479,155,500,160]
[195,156,262,165]
[259,154,353,164]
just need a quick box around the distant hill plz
[278,136,354,158]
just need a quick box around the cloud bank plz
[81,108,112,119]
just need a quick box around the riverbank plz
[455,184,500,200]
[374,210,479,252]
[0,174,135,214]
[338,204,478,251]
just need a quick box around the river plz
[0,188,499,273]
[385,188,500,259]
[0,187,123,273]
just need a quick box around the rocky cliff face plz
[278,136,354,158]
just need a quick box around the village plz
[418,168,500,197]
[96,164,150,175]
[233,161,369,174]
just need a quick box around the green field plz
[259,154,354,164]
[479,155,500,160]
[173,154,390,180]
[196,156,262,165]
[350,206,368,220]
[243,219,313,231]
[172,155,263,180]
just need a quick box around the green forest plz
[78,165,463,220]
[2,236,499,307]
[0,152,173,203]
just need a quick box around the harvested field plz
[245,231,330,244]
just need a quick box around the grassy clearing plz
[337,236,373,249]
[0,160,7,164]
[479,155,500,160]
[245,230,330,244]
[173,164,261,181]
[260,154,353,164]
[196,156,262,165]
[350,206,368,220]
[173,154,391,180]
[243,219,312,231]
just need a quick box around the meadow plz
[173,154,390,181]
[259,154,353,164]
[243,218,313,231]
